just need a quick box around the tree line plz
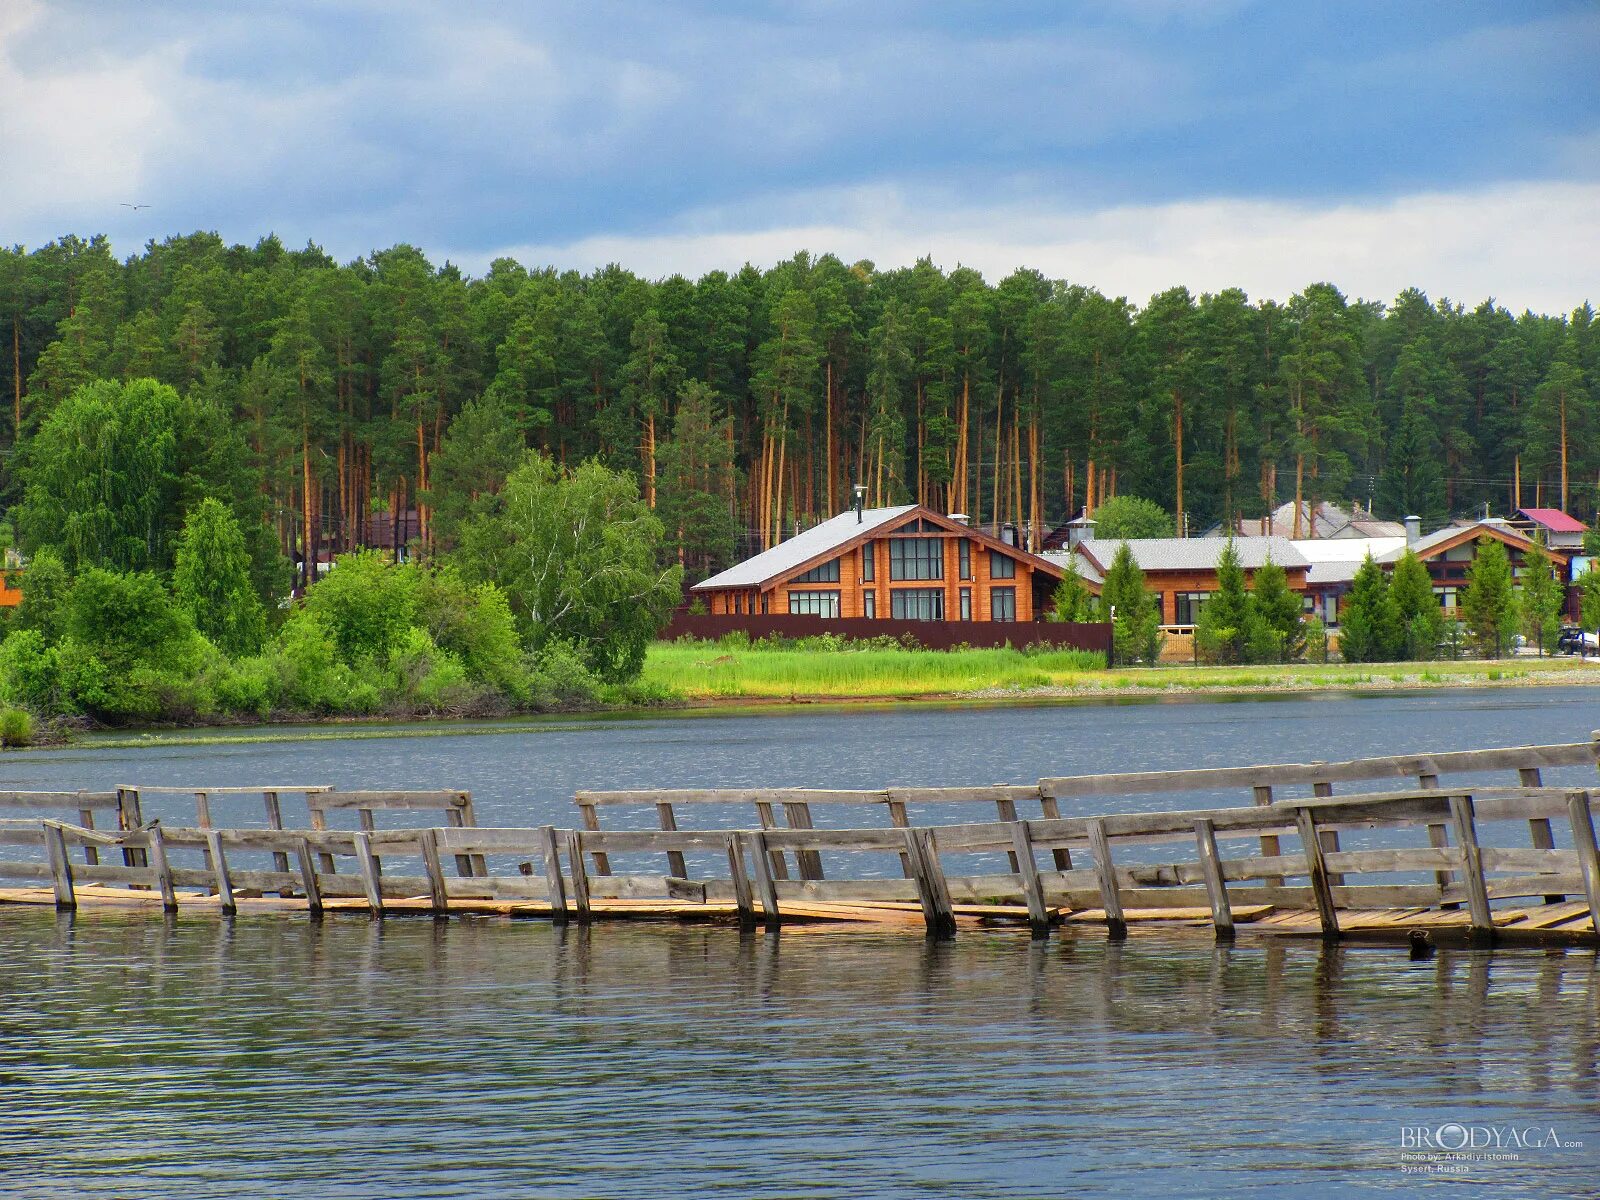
[2,233,1597,586]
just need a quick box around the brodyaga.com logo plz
[1400,1124,1584,1152]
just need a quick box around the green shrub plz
[0,706,34,747]
[0,629,63,712]
[529,640,602,708]
[213,654,280,719]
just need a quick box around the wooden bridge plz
[1,734,1598,948]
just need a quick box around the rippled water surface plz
[3,689,1600,1197]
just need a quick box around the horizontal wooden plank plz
[310,791,469,810]
[1479,847,1581,873]
[0,860,53,882]
[122,785,332,795]
[1039,741,1594,800]
[0,792,121,811]
[1322,847,1460,874]
[576,788,891,807]
[758,827,909,851]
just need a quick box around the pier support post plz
[1294,807,1339,940]
[1010,820,1050,939]
[354,832,384,917]
[747,831,780,930]
[725,834,756,930]
[902,828,955,940]
[1193,818,1233,941]
[44,822,75,911]
[538,826,567,923]
[562,830,592,922]
[418,829,447,917]
[296,838,325,919]
[1448,795,1495,946]
[784,802,825,881]
[117,788,147,870]
[1566,791,1600,938]
[262,790,293,890]
[1087,819,1126,940]
[1037,794,1073,870]
[1518,766,1564,904]
[205,830,236,916]
[1252,784,1283,889]
[1417,773,1456,901]
[577,801,611,877]
[147,824,178,912]
[656,803,688,879]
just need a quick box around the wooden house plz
[692,504,1064,623]
[1375,519,1573,615]
[1057,536,1311,628]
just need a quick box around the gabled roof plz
[1374,520,1570,564]
[1075,536,1308,575]
[1518,508,1588,534]
[694,506,915,590]
[692,505,1063,591]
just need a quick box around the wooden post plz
[747,830,781,929]
[295,838,324,918]
[754,800,790,881]
[562,829,591,922]
[1252,784,1283,888]
[444,805,476,878]
[577,801,610,876]
[77,805,99,866]
[538,825,568,924]
[1519,766,1564,904]
[309,805,337,876]
[1566,791,1600,938]
[194,791,216,890]
[784,801,824,881]
[725,834,756,930]
[457,792,487,877]
[44,822,75,910]
[1038,795,1072,870]
[886,797,915,878]
[1194,818,1233,941]
[1010,820,1050,939]
[1294,807,1339,940]
[1418,773,1455,898]
[147,825,177,912]
[117,788,147,869]
[353,831,384,917]
[205,830,236,916]
[995,796,1022,872]
[1087,819,1126,940]
[1448,794,1494,945]
[262,789,292,885]
[904,828,955,940]
[1312,780,1343,887]
[418,829,448,916]
[656,802,688,879]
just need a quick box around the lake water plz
[3,688,1599,1197]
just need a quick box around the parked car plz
[1555,626,1598,655]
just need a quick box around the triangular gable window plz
[895,517,944,534]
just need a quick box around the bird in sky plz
[120,202,150,210]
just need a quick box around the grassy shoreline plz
[7,644,1598,752]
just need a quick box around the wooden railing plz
[575,734,1600,882]
[5,782,1598,948]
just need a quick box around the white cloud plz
[467,180,1600,314]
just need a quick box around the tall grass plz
[645,639,1106,698]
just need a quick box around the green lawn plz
[643,637,1600,701]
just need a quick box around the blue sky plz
[2,1,1596,310]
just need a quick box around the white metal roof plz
[693,505,916,590]
[1079,536,1308,574]
[1373,521,1538,564]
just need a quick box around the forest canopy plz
[1,232,1596,588]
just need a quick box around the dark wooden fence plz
[660,612,1112,653]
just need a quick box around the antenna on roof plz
[853,484,867,523]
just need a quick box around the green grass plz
[643,637,1599,701]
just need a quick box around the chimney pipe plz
[1404,515,1421,546]
[852,484,866,524]
[1067,516,1096,551]
[1001,522,1017,546]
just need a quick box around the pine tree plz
[1194,540,1253,663]
[1048,553,1097,623]
[1516,538,1563,656]
[656,381,740,581]
[1100,543,1161,665]
[1461,537,1519,658]
[1248,555,1304,662]
[1339,554,1402,663]
[1374,399,1447,528]
[1389,549,1443,661]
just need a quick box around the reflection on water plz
[2,910,1596,1198]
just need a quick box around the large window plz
[990,586,1016,622]
[789,591,840,618]
[1174,591,1209,626]
[890,537,944,580]
[794,557,840,583]
[989,549,1016,579]
[861,543,875,581]
[959,587,972,621]
[891,588,945,620]
[958,538,972,580]
[864,591,876,619]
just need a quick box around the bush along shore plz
[0,386,683,742]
